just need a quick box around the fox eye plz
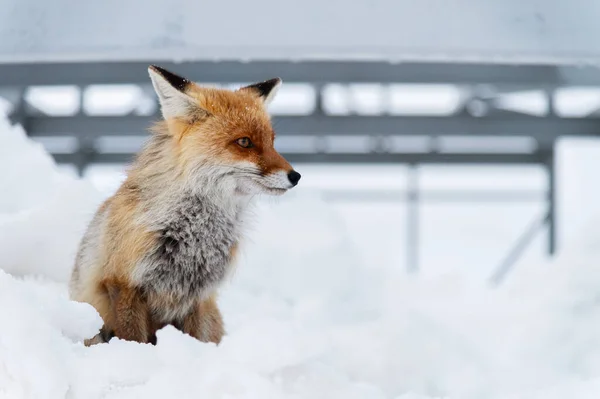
[236,137,253,148]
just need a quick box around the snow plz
[3,0,600,65]
[0,118,103,281]
[3,114,600,398]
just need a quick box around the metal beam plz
[2,61,600,86]
[24,115,600,146]
[52,152,545,166]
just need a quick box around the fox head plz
[147,65,300,196]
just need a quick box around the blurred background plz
[3,0,600,284]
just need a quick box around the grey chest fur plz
[139,194,240,300]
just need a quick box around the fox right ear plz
[148,65,200,119]
[239,78,282,106]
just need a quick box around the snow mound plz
[0,270,102,398]
[0,118,103,281]
[3,114,600,398]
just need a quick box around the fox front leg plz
[84,325,114,346]
[180,295,225,344]
[105,282,153,344]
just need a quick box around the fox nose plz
[287,170,301,186]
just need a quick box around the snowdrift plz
[2,115,600,399]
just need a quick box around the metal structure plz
[3,60,600,281]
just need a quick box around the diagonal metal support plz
[488,211,550,286]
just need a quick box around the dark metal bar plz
[24,114,600,146]
[51,151,546,166]
[0,61,585,86]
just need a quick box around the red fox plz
[69,65,301,346]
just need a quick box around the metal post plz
[547,151,556,255]
[406,165,419,273]
[546,90,557,256]
[6,87,26,127]
[313,83,325,116]
[75,136,94,177]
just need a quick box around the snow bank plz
[0,117,103,281]
[2,115,600,398]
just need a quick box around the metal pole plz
[546,88,557,256]
[547,151,556,255]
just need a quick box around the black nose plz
[287,170,301,186]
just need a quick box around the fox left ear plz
[240,78,282,106]
[148,65,202,120]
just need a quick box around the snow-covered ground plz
[4,113,600,399]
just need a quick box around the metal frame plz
[3,60,600,281]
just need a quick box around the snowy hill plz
[3,114,600,398]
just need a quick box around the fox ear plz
[240,78,282,106]
[148,65,200,119]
